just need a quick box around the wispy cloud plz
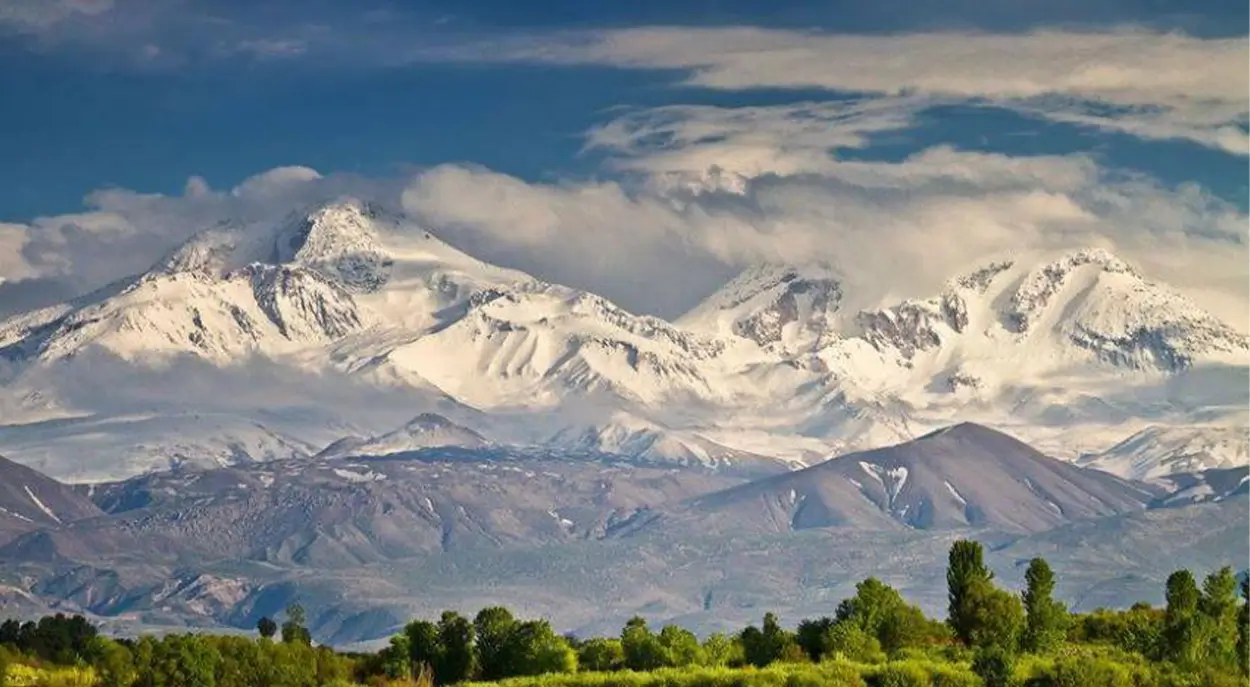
[0,0,114,32]
[585,96,930,187]
[1,141,1245,327]
[417,26,1249,154]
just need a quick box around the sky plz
[0,0,1247,324]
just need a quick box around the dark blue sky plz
[0,0,1245,220]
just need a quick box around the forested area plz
[1,540,1245,686]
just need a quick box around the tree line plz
[0,539,1245,686]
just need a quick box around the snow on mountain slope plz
[0,194,1245,483]
[315,413,490,460]
[1150,466,1249,507]
[676,263,845,360]
[0,453,104,542]
[835,249,1247,395]
[666,422,1153,534]
[547,412,792,474]
[0,412,332,482]
[357,283,729,410]
[1076,424,1250,481]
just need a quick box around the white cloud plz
[0,0,114,32]
[0,223,37,283]
[0,165,350,306]
[585,96,929,186]
[397,149,1247,325]
[421,27,1249,154]
[1,146,1244,330]
[230,165,324,200]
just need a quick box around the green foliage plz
[1198,566,1240,671]
[621,618,668,672]
[406,619,443,680]
[436,611,477,684]
[475,607,517,681]
[257,617,279,640]
[656,626,703,667]
[824,622,886,664]
[1,557,1247,687]
[0,614,98,665]
[832,578,939,655]
[963,579,1024,651]
[577,639,624,672]
[739,613,798,668]
[946,539,993,646]
[1238,576,1249,677]
[698,633,739,668]
[866,662,928,687]
[971,645,1013,687]
[89,636,136,687]
[1035,654,1135,687]
[505,621,576,677]
[282,603,313,646]
[1069,604,1163,657]
[1161,569,1200,665]
[1022,558,1068,654]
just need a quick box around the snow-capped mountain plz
[1076,425,1250,481]
[315,413,490,460]
[676,263,845,360]
[1150,466,1249,507]
[0,198,1245,482]
[547,412,791,475]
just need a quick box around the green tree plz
[964,580,1024,651]
[1022,557,1068,654]
[473,606,517,680]
[256,617,278,640]
[90,636,137,687]
[280,603,311,646]
[971,645,1014,687]
[405,619,443,682]
[621,617,668,671]
[658,625,703,667]
[947,539,994,645]
[1239,575,1249,677]
[837,578,905,635]
[1199,566,1239,669]
[378,633,412,679]
[435,611,476,684]
[701,633,740,667]
[824,620,885,663]
[507,620,577,676]
[1162,569,1201,665]
[740,612,795,667]
[577,638,624,672]
[796,617,836,662]
[834,578,936,654]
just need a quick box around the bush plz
[929,663,981,687]
[867,662,929,687]
[1037,655,1134,687]
[972,646,1013,687]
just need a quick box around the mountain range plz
[0,197,1245,643]
[0,197,1245,483]
[0,423,1243,645]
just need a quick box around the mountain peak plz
[679,262,844,352]
[272,198,395,292]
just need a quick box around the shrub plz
[929,663,981,687]
[972,646,1013,687]
[867,662,929,687]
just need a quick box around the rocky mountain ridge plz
[0,425,1243,645]
[0,198,1245,482]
